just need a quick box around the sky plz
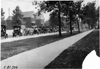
[1,0,99,21]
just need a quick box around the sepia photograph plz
[1,0,100,69]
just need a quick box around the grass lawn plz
[45,29,99,69]
[1,31,79,60]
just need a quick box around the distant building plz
[6,16,13,29]
[6,11,44,30]
[23,11,35,28]
[33,12,44,27]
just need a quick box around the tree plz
[49,10,65,27]
[12,6,23,26]
[1,8,5,20]
[81,2,98,29]
[39,1,76,36]
[74,1,83,33]
[49,10,59,27]
[35,1,83,35]
[61,1,80,34]
[35,1,62,37]
[58,1,62,37]
[62,1,83,33]
[1,8,6,25]
[95,6,99,25]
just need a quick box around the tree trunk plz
[58,1,62,37]
[77,19,80,33]
[77,3,81,33]
[69,11,72,35]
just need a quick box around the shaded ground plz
[1,31,79,60]
[45,29,99,69]
[1,35,12,39]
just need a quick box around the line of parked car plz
[1,25,67,39]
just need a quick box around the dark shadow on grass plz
[45,29,99,69]
[45,49,88,69]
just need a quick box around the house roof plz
[6,11,44,20]
[6,16,13,20]
[23,11,35,18]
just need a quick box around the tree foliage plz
[35,1,96,35]
[49,10,65,27]
[37,1,84,34]
[49,10,59,27]
[12,6,23,26]
[1,8,6,25]
[95,6,99,23]
[1,8,5,21]
[38,1,63,36]
[60,1,83,33]
[81,2,98,28]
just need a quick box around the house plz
[23,11,35,28]
[6,16,13,29]
[6,11,44,30]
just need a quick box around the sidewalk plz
[1,31,66,43]
[1,30,93,69]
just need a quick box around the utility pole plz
[8,8,10,20]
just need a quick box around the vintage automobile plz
[1,25,8,38]
[12,26,22,37]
